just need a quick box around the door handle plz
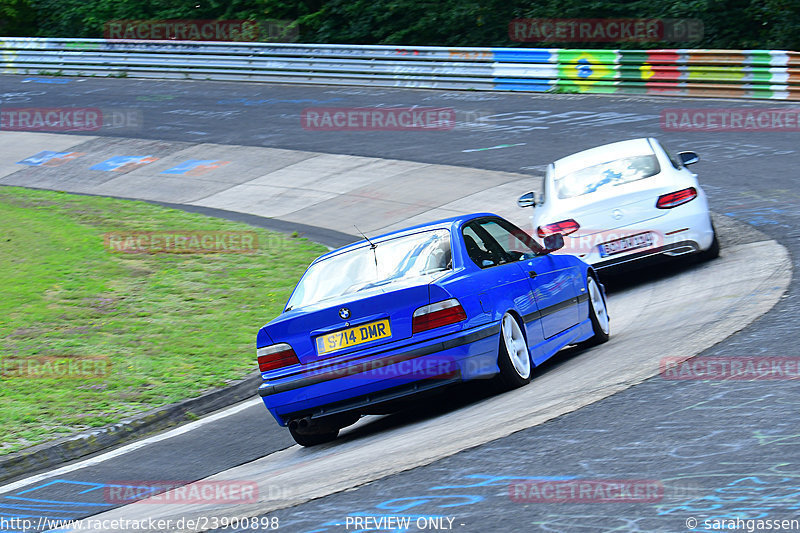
[529,271,537,279]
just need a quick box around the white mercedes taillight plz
[537,219,580,238]
[656,187,697,209]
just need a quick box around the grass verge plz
[0,186,327,454]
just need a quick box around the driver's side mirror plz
[518,192,538,208]
[543,233,564,254]
[678,151,699,166]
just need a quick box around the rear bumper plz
[592,240,700,270]
[258,322,501,425]
[566,202,715,268]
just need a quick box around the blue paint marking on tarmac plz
[22,78,70,84]
[301,474,577,532]
[161,159,228,175]
[429,474,575,490]
[376,494,483,512]
[5,496,106,505]
[18,151,66,166]
[0,479,147,532]
[1,511,57,518]
[12,479,111,503]
[2,504,76,513]
[17,151,84,167]
[89,155,157,172]
[723,207,791,228]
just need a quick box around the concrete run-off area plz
[0,132,538,235]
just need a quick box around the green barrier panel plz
[747,50,780,66]
[617,50,651,65]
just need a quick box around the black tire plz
[697,227,720,261]
[577,276,610,349]
[494,312,533,391]
[289,426,339,447]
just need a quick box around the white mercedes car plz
[518,138,719,270]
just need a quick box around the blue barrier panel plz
[491,48,554,64]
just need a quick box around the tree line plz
[1,0,797,51]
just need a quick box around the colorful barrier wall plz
[1,38,798,100]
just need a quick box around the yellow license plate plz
[316,319,392,355]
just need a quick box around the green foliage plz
[256,0,799,50]
[4,0,798,54]
[28,0,277,38]
[292,0,514,46]
[753,0,800,50]
[0,0,38,35]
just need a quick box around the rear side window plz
[462,218,543,268]
[661,142,684,170]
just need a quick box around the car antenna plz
[354,224,378,268]
[354,224,377,250]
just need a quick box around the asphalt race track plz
[0,76,798,533]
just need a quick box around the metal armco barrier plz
[1,38,799,100]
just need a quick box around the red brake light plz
[656,187,697,209]
[412,298,467,334]
[257,343,299,372]
[537,219,580,238]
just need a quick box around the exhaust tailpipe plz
[288,413,360,435]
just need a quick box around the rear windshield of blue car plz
[555,154,661,199]
[286,229,452,310]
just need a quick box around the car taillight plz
[537,219,580,238]
[656,187,697,209]
[257,343,299,372]
[412,298,467,334]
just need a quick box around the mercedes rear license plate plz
[599,232,655,257]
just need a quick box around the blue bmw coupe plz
[257,213,610,446]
